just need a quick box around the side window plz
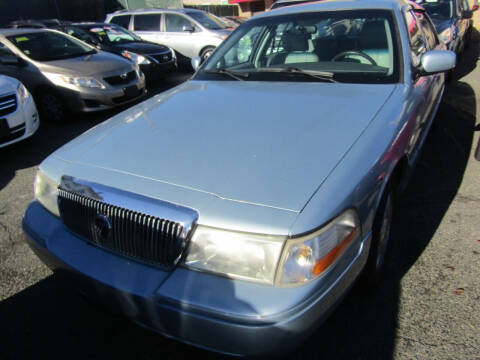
[415,11,439,50]
[110,15,131,29]
[165,14,196,32]
[404,11,427,66]
[133,14,161,31]
[221,26,262,67]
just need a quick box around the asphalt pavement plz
[0,45,479,360]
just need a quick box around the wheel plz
[332,50,377,66]
[363,184,394,285]
[200,47,215,62]
[39,91,67,124]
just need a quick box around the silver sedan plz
[24,0,456,357]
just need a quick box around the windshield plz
[187,12,229,30]
[87,25,142,44]
[7,31,95,61]
[414,0,455,20]
[196,10,399,84]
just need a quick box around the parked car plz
[23,0,455,357]
[414,0,473,54]
[61,23,177,81]
[0,28,146,123]
[0,74,39,148]
[105,8,232,61]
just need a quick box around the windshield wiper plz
[257,67,337,82]
[203,68,249,81]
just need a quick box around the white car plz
[0,75,39,148]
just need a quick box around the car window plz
[0,42,19,63]
[414,0,455,20]
[88,25,141,44]
[414,11,439,50]
[404,11,427,66]
[7,31,95,61]
[223,26,263,65]
[133,14,161,31]
[110,15,131,29]
[66,26,95,44]
[199,10,400,84]
[186,12,226,30]
[165,14,197,32]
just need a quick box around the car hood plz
[53,80,395,212]
[112,41,169,54]
[0,74,19,95]
[36,51,133,77]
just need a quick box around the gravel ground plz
[0,40,479,360]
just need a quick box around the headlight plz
[439,27,454,45]
[43,72,105,90]
[121,50,151,65]
[34,170,59,217]
[16,82,30,103]
[184,225,285,284]
[277,209,361,286]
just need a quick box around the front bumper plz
[23,201,370,357]
[56,73,146,113]
[140,59,177,80]
[0,94,39,148]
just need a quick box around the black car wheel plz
[363,184,395,285]
[201,47,215,62]
[39,91,66,124]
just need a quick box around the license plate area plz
[0,119,9,138]
[123,85,139,98]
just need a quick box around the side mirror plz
[461,10,473,18]
[182,25,195,33]
[0,55,25,66]
[420,50,456,75]
[191,56,201,71]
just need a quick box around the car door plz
[403,10,444,163]
[163,13,202,58]
[132,13,163,44]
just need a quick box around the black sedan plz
[63,23,177,81]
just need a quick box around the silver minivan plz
[105,8,232,61]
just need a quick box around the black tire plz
[200,46,215,62]
[363,184,395,285]
[38,90,67,124]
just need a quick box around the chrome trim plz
[10,125,26,134]
[59,175,199,245]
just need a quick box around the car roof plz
[70,22,118,28]
[260,0,408,18]
[107,8,206,16]
[0,28,50,37]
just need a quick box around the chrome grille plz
[0,94,17,117]
[58,188,186,268]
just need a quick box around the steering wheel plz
[332,50,377,66]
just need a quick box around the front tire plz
[39,91,66,124]
[200,46,215,62]
[363,185,395,285]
